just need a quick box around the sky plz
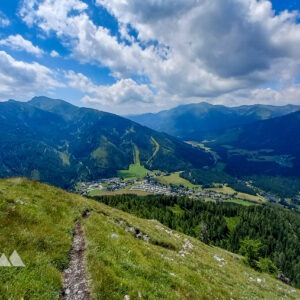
[1,0,300,114]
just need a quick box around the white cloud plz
[0,50,63,100]
[19,0,300,110]
[20,0,88,35]
[212,85,300,107]
[0,35,44,56]
[66,71,154,106]
[0,10,10,27]
[50,50,60,57]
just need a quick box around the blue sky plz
[1,0,300,114]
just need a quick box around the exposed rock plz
[155,225,180,238]
[278,274,291,286]
[213,254,225,263]
[111,233,119,240]
[115,219,150,243]
[82,210,91,219]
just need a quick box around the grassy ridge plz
[0,178,299,299]
[0,178,92,299]
[84,204,300,299]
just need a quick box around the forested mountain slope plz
[0,97,213,188]
[210,110,300,177]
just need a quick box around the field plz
[224,199,256,206]
[208,185,265,203]
[156,171,201,188]
[204,198,217,203]
[118,145,151,179]
[0,178,299,299]
[185,141,211,151]
[208,185,236,195]
[236,192,266,203]
[89,189,153,197]
[118,163,150,179]
[88,189,103,196]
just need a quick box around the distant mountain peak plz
[28,96,79,121]
[29,96,76,108]
[128,102,300,141]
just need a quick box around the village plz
[76,176,243,203]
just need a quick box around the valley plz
[2,1,300,298]
[77,173,265,207]
[0,97,299,299]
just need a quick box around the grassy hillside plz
[0,178,299,299]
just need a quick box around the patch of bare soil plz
[62,222,90,300]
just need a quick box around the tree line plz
[93,194,300,288]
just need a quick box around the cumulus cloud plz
[19,0,300,109]
[0,50,63,100]
[0,34,44,56]
[66,71,154,106]
[0,10,10,27]
[50,50,60,57]
[213,85,300,107]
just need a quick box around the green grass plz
[84,203,300,299]
[185,141,211,151]
[147,137,160,164]
[208,185,236,194]
[236,192,266,203]
[208,185,264,203]
[0,178,299,299]
[225,216,241,232]
[118,144,151,179]
[156,172,201,188]
[89,189,153,197]
[204,198,217,203]
[118,163,150,179]
[168,204,185,215]
[133,144,140,164]
[0,178,92,300]
[224,199,256,206]
[88,189,103,197]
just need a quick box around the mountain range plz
[129,102,300,178]
[128,102,300,141]
[0,97,213,188]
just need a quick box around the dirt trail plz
[63,220,90,300]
